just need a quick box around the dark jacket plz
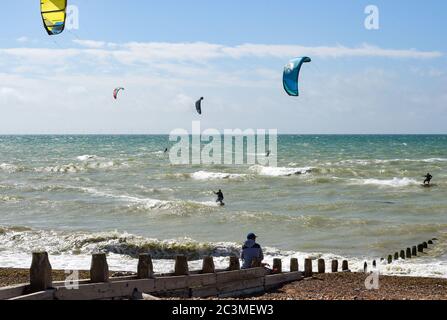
[241,239,264,269]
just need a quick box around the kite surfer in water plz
[214,189,225,206]
[423,173,433,186]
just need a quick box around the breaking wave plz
[351,177,420,188]
[249,165,313,177]
[190,171,248,181]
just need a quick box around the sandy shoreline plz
[1,268,446,300]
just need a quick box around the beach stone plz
[175,255,189,276]
[90,253,109,283]
[30,252,53,292]
[137,254,154,279]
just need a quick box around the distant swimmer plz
[423,173,433,186]
[266,150,271,157]
[164,148,168,154]
[214,189,224,206]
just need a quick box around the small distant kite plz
[283,57,311,96]
[195,97,204,115]
[113,87,125,100]
[41,0,67,36]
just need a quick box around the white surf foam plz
[0,163,21,173]
[249,165,313,177]
[190,171,247,181]
[353,177,419,188]
[76,155,99,161]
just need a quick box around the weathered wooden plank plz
[218,286,265,298]
[216,268,266,284]
[264,272,303,287]
[0,284,28,300]
[191,286,218,298]
[9,290,55,301]
[218,277,264,294]
[154,276,189,292]
[54,279,155,300]
[187,274,216,288]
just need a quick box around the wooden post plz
[423,242,428,249]
[273,259,282,274]
[174,255,189,276]
[137,254,154,279]
[342,260,349,272]
[406,248,412,259]
[304,259,313,278]
[388,255,393,264]
[290,258,299,272]
[412,246,417,256]
[428,240,434,245]
[318,259,325,274]
[202,256,215,274]
[363,262,368,273]
[418,244,424,253]
[400,250,406,260]
[90,253,109,283]
[30,252,53,292]
[229,256,240,271]
[331,260,338,273]
[394,252,399,260]
[373,260,377,268]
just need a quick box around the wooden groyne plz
[0,253,354,300]
[365,238,439,272]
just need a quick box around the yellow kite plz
[40,0,67,35]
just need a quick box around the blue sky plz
[0,0,446,133]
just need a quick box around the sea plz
[1,135,446,278]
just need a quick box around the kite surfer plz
[423,173,433,186]
[214,189,224,206]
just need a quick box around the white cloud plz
[73,39,107,49]
[0,40,445,134]
[2,41,440,69]
[16,36,29,43]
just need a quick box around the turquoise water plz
[1,135,446,276]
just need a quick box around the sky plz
[0,0,446,134]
